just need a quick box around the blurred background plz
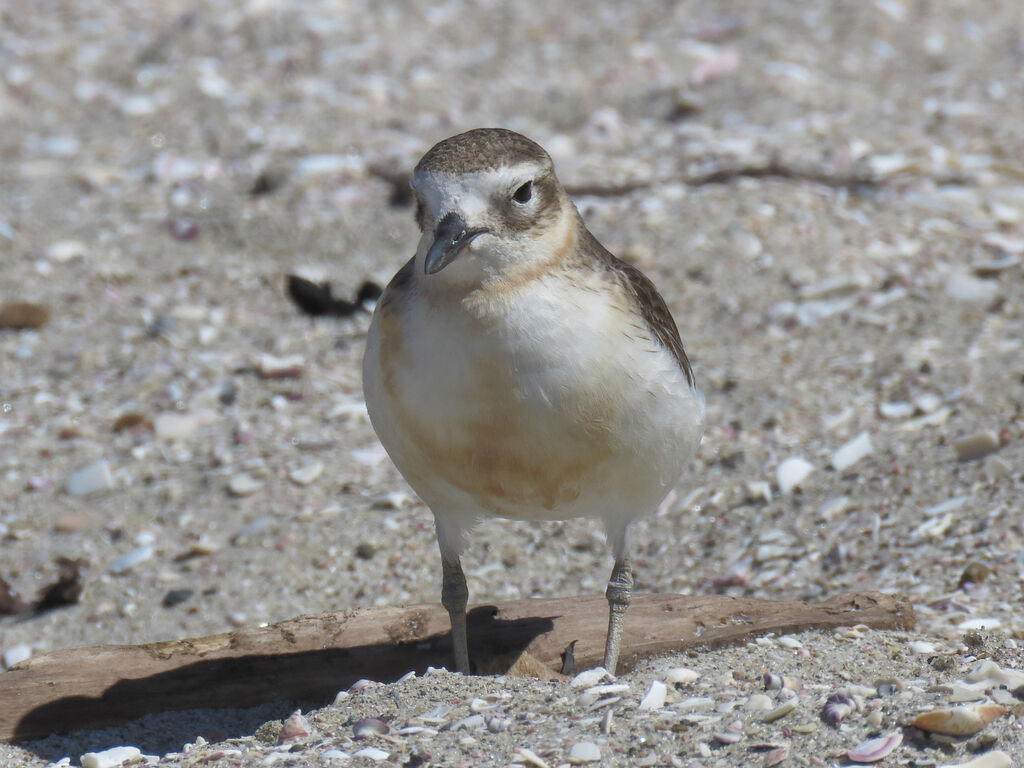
[2,0,1022,671]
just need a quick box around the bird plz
[362,128,704,675]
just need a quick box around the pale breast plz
[363,267,704,524]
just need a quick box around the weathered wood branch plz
[1,591,913,742]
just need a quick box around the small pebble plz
[568,740,601,764]
[154,413,212,440]
[831,431,873,471]
[228,473,264,497]
[939,751,1012,768]
[973,253,1020,276]
[0,301,50,330]
[46,240,87,262]
[109,546,155,574]
[66,459,114,496]
[745,694,772,711]
[954,431,1001,461]
[80,747,142,768]
[352,747,389,761]
[777,457,814,493]
[2,643,32,669]
[944,271,999,303]
[289,461,324,486]
[879,401,914,419]
[321,750,349,761]
[256,354,305,379]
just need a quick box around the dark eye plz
[512,181,533,204]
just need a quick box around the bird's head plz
[411,128,573,287]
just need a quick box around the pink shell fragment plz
[847,730,902,763]
[277,709,313,744]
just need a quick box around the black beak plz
[424,213,486,275]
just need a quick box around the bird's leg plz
[603,555,633,675]
[441,555,470,674]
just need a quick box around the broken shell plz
[665,667,700,684]
[762,699,797,722]
[763,673,801,691]
[912,704,1005,735]
[570,667,611,688]
[485,715,514,733]
[847,730,902,762]
[822,693,856,727]
[577,683,629,707]
[349,678,380,693]
[568,741,601,764]
[277,709,313,743]
[713,720,743,744]
[777,457,814,493]
[352,716,389,739]
[939,751,1012,768]
[763,746,788,767]
[469,697,500,712]
[831,431,873,471]
[639,680,667,711]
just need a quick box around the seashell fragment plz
[847,730,902,762]
[450,714,485,732]
[762,746,788,767]
[570,667,611,688]
[713,720,743,744]
[822,693,856,727]
[912,704,1004,735]
[762,699,797,722]
[777,457,814,493]
[514,747,551,768]
[831,431,873,471]
[485,715,514,733]
[639,680,667,711]
[577,683,629,707]
[277,709,314,743]
[349,678,380,693]
[568,741,601,764]
[938,750,1012,768]
[763,673,800,691]
[352,747,389,762]
[80,747,143,768]
[745,694,772,711]
[665,667,700,684]
[352,716,389,739]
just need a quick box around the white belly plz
[362,271,704,547]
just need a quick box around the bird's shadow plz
[11,607,555,761]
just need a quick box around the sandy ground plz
[2,0,1024,765]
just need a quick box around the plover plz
[363,128,705,674]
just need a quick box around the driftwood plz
[1,591,912,742]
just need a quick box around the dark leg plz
[603,555,633,674]
[441,556,470,673]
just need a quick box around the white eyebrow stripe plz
[415,162,544,222]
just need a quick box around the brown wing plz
[581,229,695,387]
[378,256,416,310]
